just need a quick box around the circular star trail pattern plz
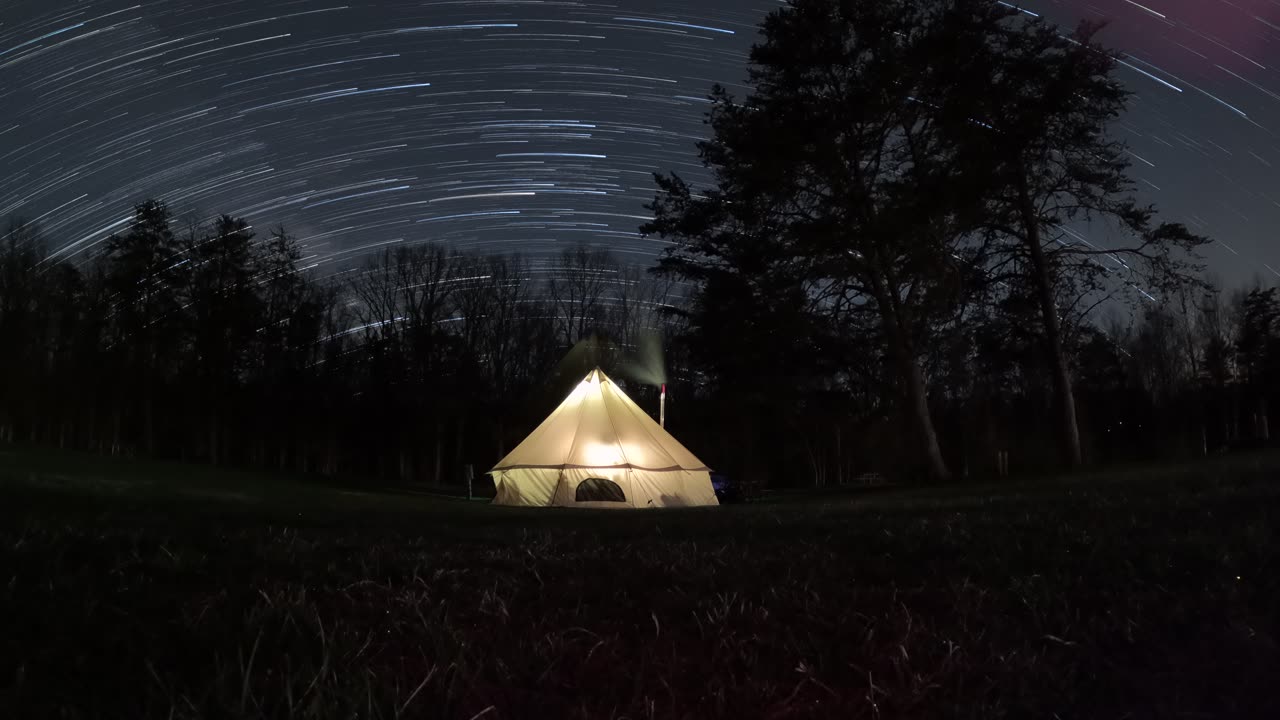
[1,0,1278,287]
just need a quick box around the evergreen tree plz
[185,213,260,463]
[101,199,188,454]
[0,218,47,442]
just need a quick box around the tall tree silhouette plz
[250,226,324,468]
[0,218,48,442]
[186,214,260,463]
[101,200,188,455]
[1236,287,1279,439]
[645,0,1006,481]
[349,244,460,480]
[948,14,1207,468]
[254,226,318,377]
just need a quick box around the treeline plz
[0,206,1274,486]
[0,205,684,485]
[653,267,1280,487]
[1,196,1274,489]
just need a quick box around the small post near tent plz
[489,368,719,508]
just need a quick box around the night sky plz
[1,0,1278,291]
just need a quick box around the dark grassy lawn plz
[1,446,1278,719]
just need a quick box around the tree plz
[547,245,614,350]
[1236,288,1279,386]
[452,253,540,397]
[645,0,1007,481]
[952,15,1207,468]
[0,218,48,442]
[38,259,106,449]
[1129,305,1189,408]
[232,225,318,467]
[185,214,260,463]
[101,200,188,454]
[255,226,312,359]
[349,244,461,481]
[1234,286,1280,441]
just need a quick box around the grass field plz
[2,446,1279,719]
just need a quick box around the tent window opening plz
[575,477,626,503]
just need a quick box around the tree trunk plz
[209,416,219,466]
[1231,392,1240,442]
[327,426,338,475]
[1019,175,1083,470]
[835,425,844,486]
[433,419,443,484]
[872,273,951,482]
[1260,397,1270,442]
[112,409,122,457]
[143,383,155,456]
[903,358,950,481]
[454,417,466,481]
[803,434,822,488]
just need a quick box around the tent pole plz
[660,384,666,428]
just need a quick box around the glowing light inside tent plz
[583,442,625,467]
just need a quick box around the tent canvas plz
[490,368,719,508]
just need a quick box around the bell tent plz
[490,368,719,508]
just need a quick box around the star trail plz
[1,0,1278,286]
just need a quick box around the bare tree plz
[348,243,458,481]
[547,245,615,349]
[963,19,1207,469]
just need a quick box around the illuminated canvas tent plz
[490,368,718,508]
